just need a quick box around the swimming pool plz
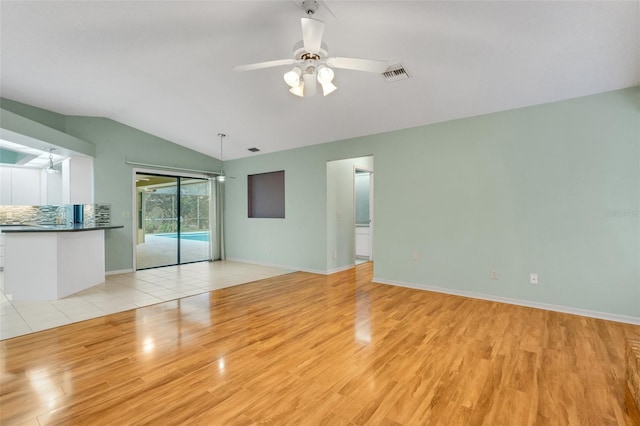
[156,232,210,242]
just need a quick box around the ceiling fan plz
[234,0,389,97]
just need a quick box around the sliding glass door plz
[178,178,210,264]
[136,173,211,270]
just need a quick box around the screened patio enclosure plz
[135,173,212,270]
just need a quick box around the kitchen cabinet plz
[41,170,63,205]
[62,157,93,204]
[0,233,4,270]
[0,167,41,205]
[3,225,121,301]
[0,156,90,206]
[355,225,371,259]
[11,168,41,205]
[0,168,11,205]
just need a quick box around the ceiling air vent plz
[382,64,410,82]
[248,147,260,153]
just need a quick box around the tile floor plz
[0,260,292,340]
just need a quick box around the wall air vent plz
[248,147,260,153]
[382,64,410,82]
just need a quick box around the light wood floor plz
[1,263,639,425]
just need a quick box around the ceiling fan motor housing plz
[292,40,328,61]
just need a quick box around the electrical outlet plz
[490,270,498,280]
[333,249,337,259]
[530,273,538,285]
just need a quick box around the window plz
[248,170,285,218]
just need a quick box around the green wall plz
[1,98,221,272]
[224,147,329,272]
[224,87,640,320]
[1,98,66,132]
[3,87,638,320]
[0,108,95,157]
[64,117,221,271]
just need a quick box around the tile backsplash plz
[0,206,38,224]
[83,203,111,226]
[0,204,111,226]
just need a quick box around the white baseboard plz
[326,264,355,274]
[225,257,358,276]
[225,257,326,275]
[106,268,134,276]
[372,277,640,326]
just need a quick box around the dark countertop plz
[0,224,124,233]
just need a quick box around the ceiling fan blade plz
[301,17,324,53]
[326,57,389,73]
[234,59,297,72]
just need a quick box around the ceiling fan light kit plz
[302,72,317,97]
[284,66,302,88]
[289,82,305,97]
[316,65,334,84]
[320,80,337,96]
[234,1,389,99]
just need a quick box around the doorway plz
[354,168,373,264]
[135,172,211,269]
[326,156,373,272]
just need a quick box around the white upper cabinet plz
[10,168,41,205]
[41,170,63,205]
[0,168,11,205]
[0,167,41,205]
[0,156,93,206]
[62,157,94,204]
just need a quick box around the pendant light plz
[44,148,59,173]
[215,133,228,182]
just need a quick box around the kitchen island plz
[1,224,122,301]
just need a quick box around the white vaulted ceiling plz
[1,1,638,160]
